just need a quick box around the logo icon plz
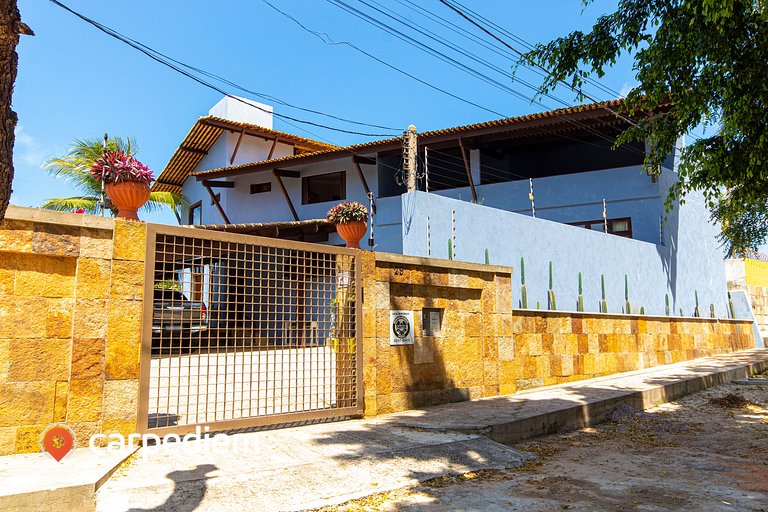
[392,315,410,339]
[40,423,76,462]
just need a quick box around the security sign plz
[390,310,415,346]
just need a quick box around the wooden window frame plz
[568,217,633,238]
[250,182,272,194]
[188,201,202,225]
[301,171,346,205]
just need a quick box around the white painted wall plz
[208,96,273,129]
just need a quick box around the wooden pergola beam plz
[202,180,235,188]
[230,127,246,165]
[203,181,230,224]
[459,138,478,203]
[274,169,300,178]
[273,169,299,221]
[351,157,372,196]
[180,146,208,155]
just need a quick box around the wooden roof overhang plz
[152,116,337,193]
[191,99,644,181]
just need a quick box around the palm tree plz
[42,136,185,220]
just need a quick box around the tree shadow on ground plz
[126,464,217,512]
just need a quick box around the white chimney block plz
[208,96,273,129]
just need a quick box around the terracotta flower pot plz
[336,220,368,249]
[106,181,151,221]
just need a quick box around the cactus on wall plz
[536,301,541,309]
[665,294,670,316]
[640,306,645,315]
[484,248,489,265]
[577,272,584,312]
[728,292,735,319]
[624,274,631,315]
[600,274,608,313]
[548,261,557,310]
[448,239,453,261]
[694,290,700,317]
[680,307,684,316]
[520,257,528,309]
[709,303,715,318]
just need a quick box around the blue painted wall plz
[400,176,732,319]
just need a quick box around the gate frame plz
[137,222,364,436]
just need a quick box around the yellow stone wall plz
[0,207,146,455]
[362,252,754,416]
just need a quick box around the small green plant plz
[448,239,453,260]
[728,292,735,318]
[624,274,631,315]
[640,306,645,315]
[600,274,608,313]
[577,272,584,312]
[484,248,489,265]
[548,261,557,310]
[694,290,700,317]
[709,303,715,318]
[665,294,670,316]
[680,307,684,316]
[520,257,528,309]
[536,300,541,309]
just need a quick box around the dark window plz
[209,192,221,206]
[302,171,346,204]
[250,182,272,194]
[568,217,633,238]
[188,201,202,225]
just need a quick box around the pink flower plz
[90,150,154,185]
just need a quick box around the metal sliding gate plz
[138,224,362,435]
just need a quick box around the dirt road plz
[318,382,768,511]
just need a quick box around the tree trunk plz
[0,1,21,222]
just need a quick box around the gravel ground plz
[314,381,768,511]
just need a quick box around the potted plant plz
[327,201,368,249]
[90,150,154,220]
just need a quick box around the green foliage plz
[600,274,607,313]
[640,306,645,315]
[525,0,768,254]
[485,248,489,265]
[448,239,453,260]
[577,272,584,312]
[520,257,528,308]
[665,293,671,316]
[624,274,631,315]
[710,303,716,318]
[694,289,700,317]
[548,262,556,310]
[43,137,186,216]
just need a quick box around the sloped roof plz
[193,99,633,180]
[152,116,337,193]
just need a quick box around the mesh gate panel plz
[139,226,360,434]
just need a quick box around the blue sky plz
[13,0,638,225]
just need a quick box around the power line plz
[325,0,646,156]
[47,0,399,138]
[260,0,506,118]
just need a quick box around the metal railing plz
[138,224,362,435]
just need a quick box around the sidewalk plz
[3,349,766,512]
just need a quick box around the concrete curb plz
[386,350,768,445]
[0,447,137,512]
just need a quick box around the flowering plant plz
[326,201,368,224]
[90,150,154,185]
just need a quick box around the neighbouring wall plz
[401,186,732,320]
[0,207,146,455]
[726,258,768,345]
[362,252,754,416]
